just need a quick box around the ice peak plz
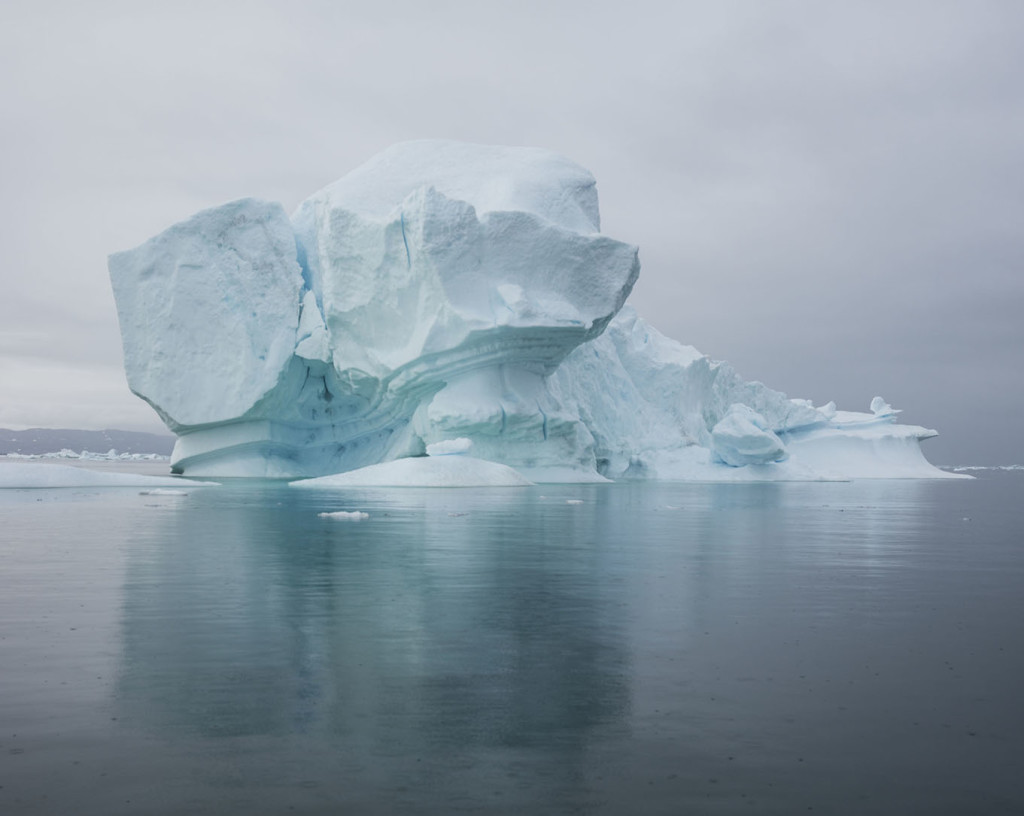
[302,140,601,234]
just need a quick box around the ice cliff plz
[109,140,953,481]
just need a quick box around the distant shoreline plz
[0,427,174,456]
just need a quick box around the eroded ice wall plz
[109,199,304,428]
[111,142,639,477]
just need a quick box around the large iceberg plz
[109,140,955,481]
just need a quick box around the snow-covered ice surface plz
[291,456,533,488]
[0,462,211,489]
[110,140,959,483]
[425,437,473,456]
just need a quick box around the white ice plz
[109,198,304,429]
[425,437,473,456]
[0,462,212,489]
[318,510,370,520]
[291,456,534,488]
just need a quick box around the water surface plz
[2,472,1022,814]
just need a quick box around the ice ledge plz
[0,461,215,489]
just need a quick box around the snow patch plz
[426,438,473,456]
[291,456,533,488]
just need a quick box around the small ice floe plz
[566,499,584,505]
[448,512,468,517]
[962,517,971,522]
[664,505,682,510]
[318,510,369,521]
[138,488,189,496]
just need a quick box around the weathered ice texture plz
[109,199,304,428]
[109,141,954,481]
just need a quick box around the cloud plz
[0,355,161,432]
[0,1,1021,462]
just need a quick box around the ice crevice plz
[109,140,960,482]
[400,211,411,268]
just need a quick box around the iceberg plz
[109,140,957,482]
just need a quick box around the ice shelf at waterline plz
[0,462,211,489]
[109,140,956,482]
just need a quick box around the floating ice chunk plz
[426,438,473,456]
[711,404,788,467]
[318,510,369,520]
[291,456,533,488]
[138,488,189,496]
[565,499,584,505]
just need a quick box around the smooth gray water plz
[1,472,1022,814]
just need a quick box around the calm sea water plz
[1,469,1022,815]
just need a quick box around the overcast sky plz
[1,0,1021,464]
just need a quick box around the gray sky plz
[1,0,1021,464]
